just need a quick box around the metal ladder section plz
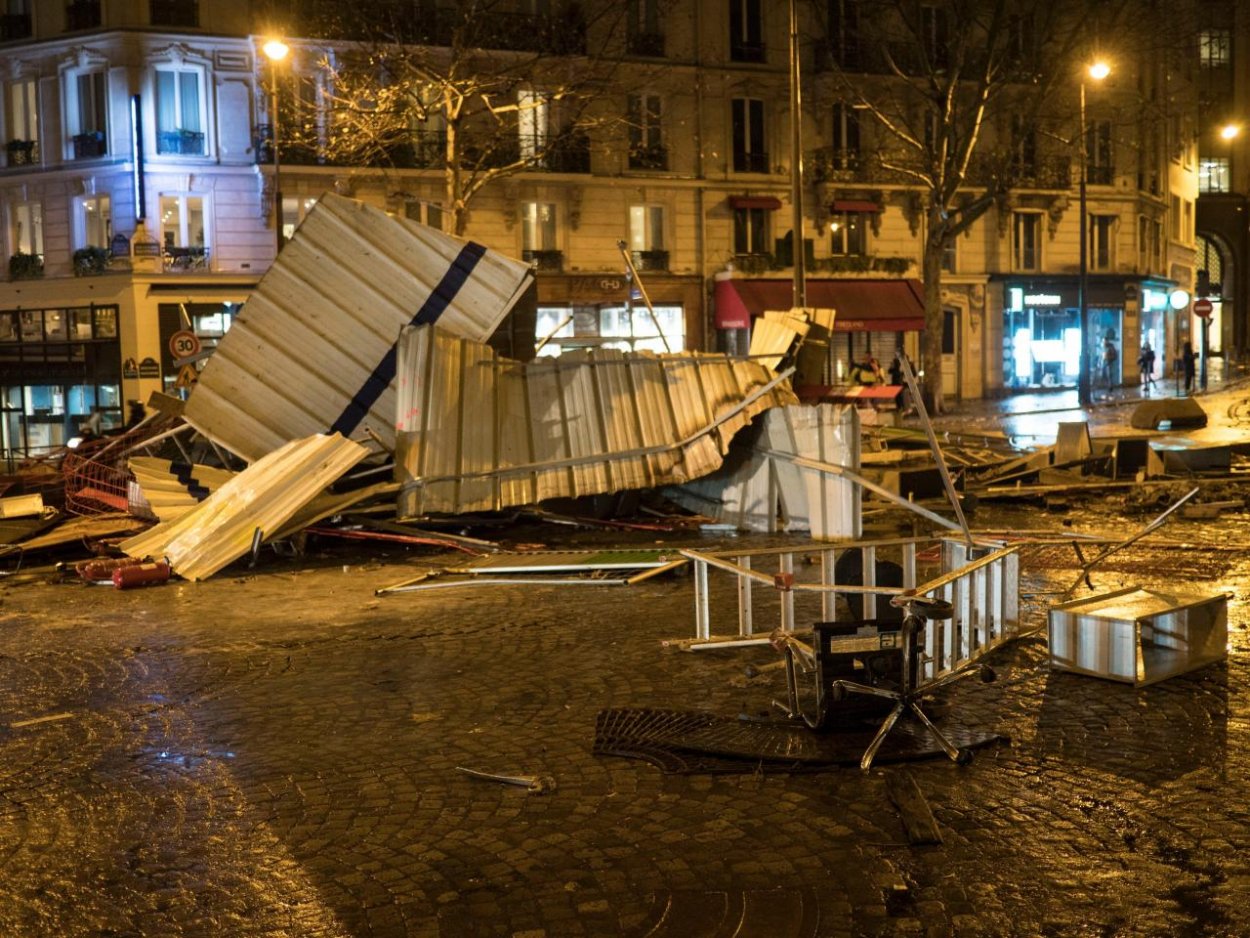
[679,538,1021,681]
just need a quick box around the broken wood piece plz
[885,770,943,845]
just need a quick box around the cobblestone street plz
[1,511,1248,937]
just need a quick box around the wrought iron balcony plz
[629,144,668,171]
[0,13,31,41]
[631,249,669,272]
[1086,165,1115,186]
[162,245,210,272]
[149,0,198,27]
[5,140,38,166]
[733,150,770,174]
[157,129,205,156]
[523,249,563,272]
[72,131,107,160]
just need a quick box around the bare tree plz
[813,0,1105,412]
[269,0,653,236]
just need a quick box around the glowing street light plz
[262,39,290,255]
[1220,123,1241,141]
[1077,59,1111,407]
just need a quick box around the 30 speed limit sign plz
[169,330,202,359]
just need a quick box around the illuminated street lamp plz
[1077,59,1110,408]
[1220,123,1241,142]
[262,38,289,255]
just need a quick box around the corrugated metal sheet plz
[184,193,534,462]
[128,457,236,521]
[120,434,367,581]
[665,404,860,539]
[395,325,798,516]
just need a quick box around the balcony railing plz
[66,0,102,30]
[0,13,31,41]
[628,31,665,57]
[149,0,198,28]
[72,131,107,160]
[733,150,771,174]
[1086,165,1115,186]
[545,131,590,173]
[523,249,563,272]
[5,140,38,166]
[162,245,209,272]
[157,129,205,156]
[631,249,669,272]
[629,143,668,171]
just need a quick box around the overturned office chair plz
[779,593,995,770]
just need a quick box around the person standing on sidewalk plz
[1137,343,1156,395]
[1101,336,1118,390]
[1182,341,1197,394]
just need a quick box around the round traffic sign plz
[169,329,201,358]
[1194,298,1214,318]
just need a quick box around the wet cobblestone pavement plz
[1,502,1248,938]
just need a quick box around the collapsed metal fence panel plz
[120,433,368,581]
[184,193,534,462]
[394,325,798,516]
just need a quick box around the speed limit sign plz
[169,329,201,359]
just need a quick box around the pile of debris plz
[1,194,904,587]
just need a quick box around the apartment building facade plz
[1,0,1198,461]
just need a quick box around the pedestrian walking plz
[1137,343,1156,395]
[1100,336,1118,390]
[850,356,883,386]
[1182,341,1197,394]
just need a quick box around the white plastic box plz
[1047,587,1228,686]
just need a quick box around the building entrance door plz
[942,309,960,400]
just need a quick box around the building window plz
[535,304,685,357]
[629,204,665,251]
[403,199,444,232]
[627,94,666,170]
[517,87,549,162]
[158,194,206,273]
[1085,120,1113,184]
[155,67,205,155]
[1170,195,1181,241]
[11,201,44,257]
[280,195,319,243]
[1089,215,1114,271]
[732,98,767,173]
[828,0,860,70]
[733,207,769,254]
[730,0,764,62]
[1013,212,1040,271]
[1199,29,1231,68]
[1011,113,1036,177]
[1200,157,1230,193]
[830,102,860,170]
[0,0,31,41]
[5,77,39,165]
[150,0,198,28]
[921,4,949,70]
[829,211,867,255]
[66,69,108,159]
[626,0,664,56]
[66,0,103,31]
[521,202,558,266]
[79,195,112,248]
[941,236,956,273]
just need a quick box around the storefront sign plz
[133,242,162,257]
[569,276,626,300]
[1023,293,1062,306]
[138,357,161,379]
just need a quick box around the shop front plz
[532,272,704,357]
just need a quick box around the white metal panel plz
[120,434,368,581]
[127,457,236,521]
[184,193,533,462]
[394,326,797,515]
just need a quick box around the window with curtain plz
[159,195,205,248]
[517,88,549,161]
[155,67,204,155]
[521,202,557,252]
[629,205,665,251]
[13,201,43,256]
[733,206,768,254]
[1013,212,1040,271]
[7,77,38,147]
[731,98,767,172]
[1089,215,1115,271]
[627,94,665,169]
[81,195,112,248]
[68,70,108,158]
[830,211,867,255]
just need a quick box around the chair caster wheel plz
[955,748,974,766]
[979,665,997,684]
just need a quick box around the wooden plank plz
[885,769,943,845]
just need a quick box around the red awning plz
[728,195,783,210]
[714,278,926,332]
[830,199,882,213]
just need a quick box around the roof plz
[183,193,534,462]
[394,325,799,516]
[715,278,926,332]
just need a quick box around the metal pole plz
[788,0,806,310]
[1201,316,1209,391]
[271,65,283,255]
[1077,80,1091,407]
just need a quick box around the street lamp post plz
[262,39,289,256]
[1077,60,1110,408]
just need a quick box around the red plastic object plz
[112,561,172,590]
[773,572,794,591]
[76,557,140,581]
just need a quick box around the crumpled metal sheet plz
[120,434,368,581]
[183,193,534,462]
[394,325,798,516]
